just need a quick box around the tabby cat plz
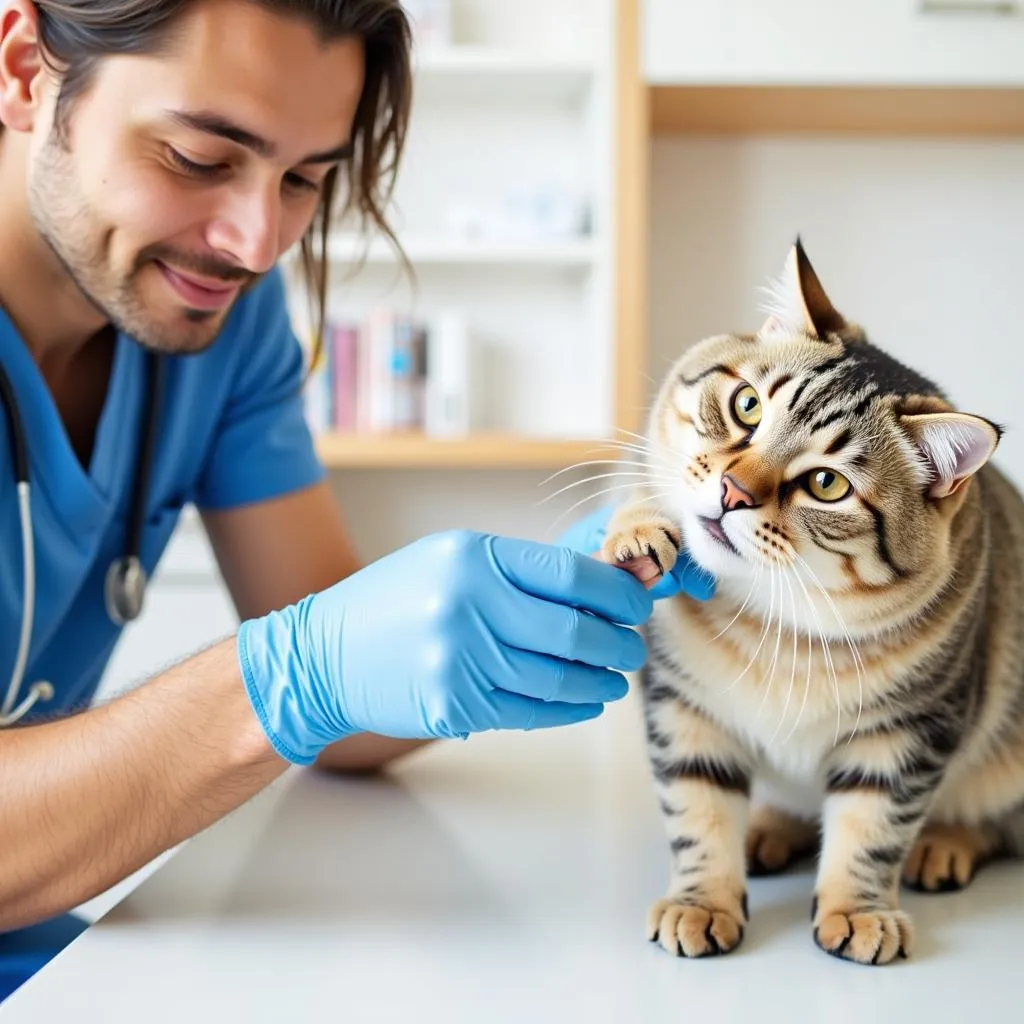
[601,240,1024,966]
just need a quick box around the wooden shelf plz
[314,432,611,469]
[650,85,1024,137]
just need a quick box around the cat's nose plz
[722,474,758,512]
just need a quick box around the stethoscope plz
[0,349,163,726]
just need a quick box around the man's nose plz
[721,473,759,512]
[208,188,282,275]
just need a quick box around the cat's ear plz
[758,237,847,341]
[900,412,1002,499]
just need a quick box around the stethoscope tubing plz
[0,349,161,724]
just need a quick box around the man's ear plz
[0,0,47,134]
[900,411,1002,499]
[757,236,848,342]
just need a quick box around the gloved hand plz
[237,530,653,765]
[557,504,716,601]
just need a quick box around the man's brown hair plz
[1,0,413,360]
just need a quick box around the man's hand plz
[557,504,716,601]
[236,530,653,764]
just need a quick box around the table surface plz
[5,693,1024,1023]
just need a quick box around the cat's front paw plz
[647,897,745,958]
[813,904,913,965]
[601,519,681,589]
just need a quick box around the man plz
[0,0,712,995]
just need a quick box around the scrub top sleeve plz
[194,265,326,511]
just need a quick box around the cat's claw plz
[601,520,681,589]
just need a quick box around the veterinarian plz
[0,0,714,999]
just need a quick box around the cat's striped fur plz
[602,241,1024,966]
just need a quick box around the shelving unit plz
[284,0,641,471]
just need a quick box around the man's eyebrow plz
[164,110,354,164]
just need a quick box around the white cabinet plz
[643,0,1024,86]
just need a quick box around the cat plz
[600,239,1024,966]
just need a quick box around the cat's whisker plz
[538,470,666,505]
[723,564,775,694]
[601,433,655,453]
[591,439,696,472]
[757,563,786,721]
[793,553,866,744]
[781,581,816,746]
[538,458,659,488]
[793,554,866,672]
[544,485,676,537]
[613,426,655,446]
[788,564,842,743]
[767,570,801,749]
[710,570,760,642]
[588,440,657,460]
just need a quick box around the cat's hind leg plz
[746,806,819,876]
[902,821,1003,893]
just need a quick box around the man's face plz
[26,0,364,353]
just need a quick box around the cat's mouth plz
[699,515,739,555]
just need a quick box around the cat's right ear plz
[900,411,1002,500]
[757,238,847,342]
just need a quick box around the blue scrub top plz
[0,265,325,721]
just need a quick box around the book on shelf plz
[303,308,472,439]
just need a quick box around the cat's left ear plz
[900,412,1002,499]
[758,237,847,342]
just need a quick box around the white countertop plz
[4,692,1024,1023]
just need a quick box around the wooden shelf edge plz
[314,432,621,469]
[650,85,1024,137]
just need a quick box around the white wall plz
[326,466,608,562]
[648,134,1024,489]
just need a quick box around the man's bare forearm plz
[0,638,286,930]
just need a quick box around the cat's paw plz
[601,519,681,589]
[813,906,913,965]
[646,897,745,958]
[746,806,819,876]
[902,823,995,893]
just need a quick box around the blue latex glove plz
[237,530,654,765]
[556,505,716,601]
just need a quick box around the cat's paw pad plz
[646,898,744,958]
[813,908,913,965]
[745,807,818,876]
[903,826,987,893]
[601,520,681,588]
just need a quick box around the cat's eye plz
[732,385,762,429]
[806,469,852,503]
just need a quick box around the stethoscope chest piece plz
[105,555,148,626]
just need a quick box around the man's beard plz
[27,129,257,355]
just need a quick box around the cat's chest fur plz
[646,595,906,783]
